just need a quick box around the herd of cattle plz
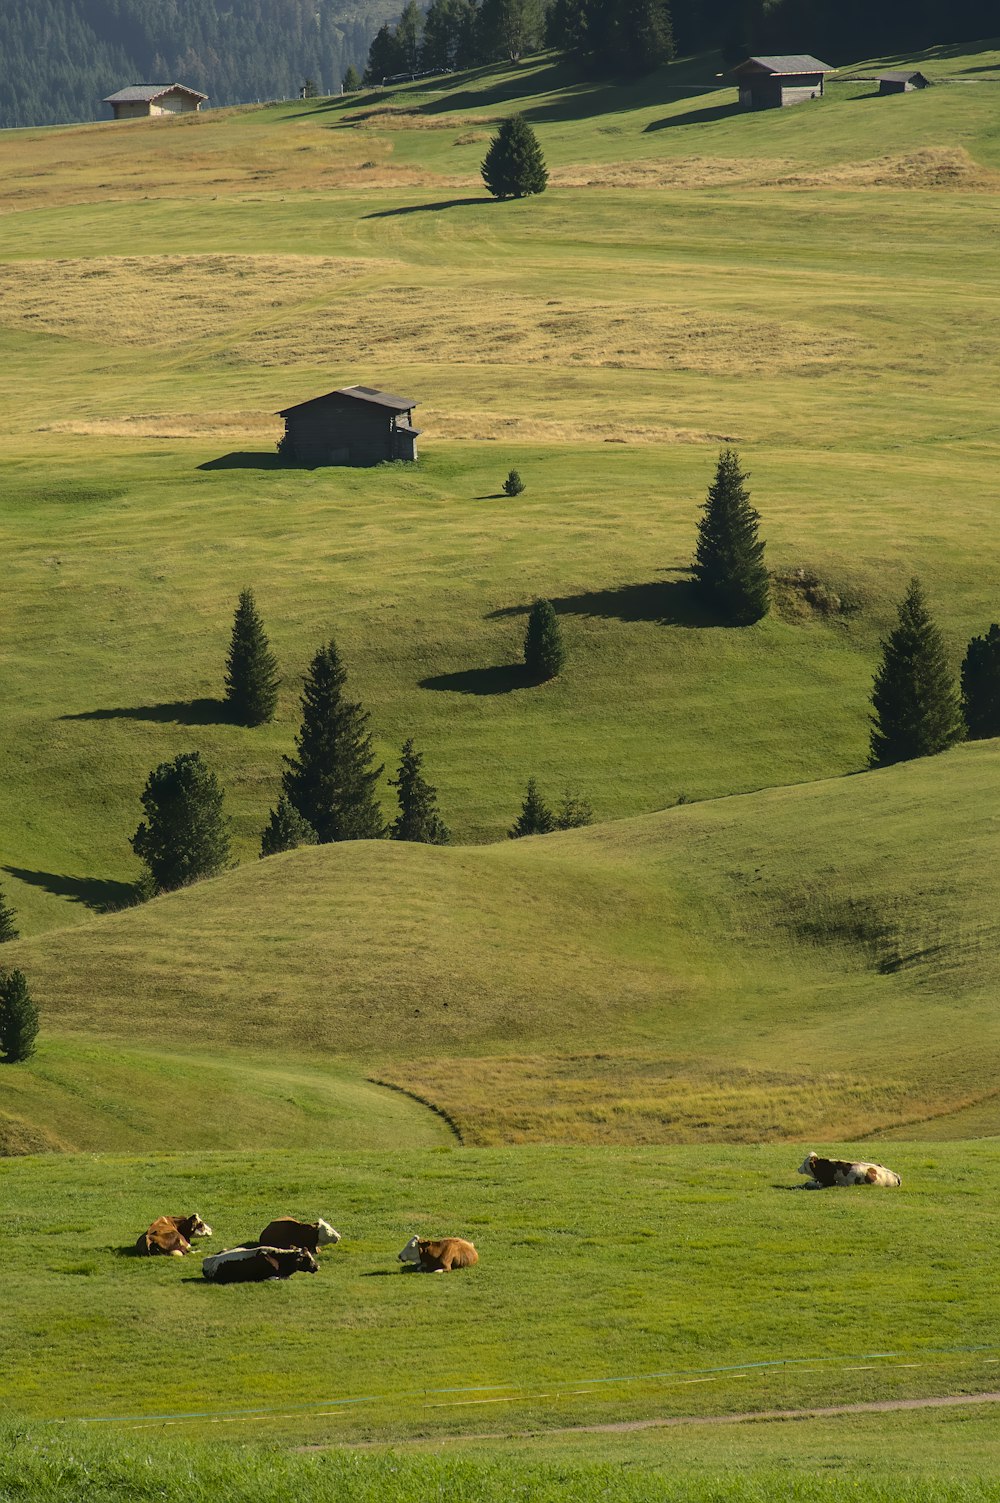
[134,1212,480,1281]
[131,1155,900,1283]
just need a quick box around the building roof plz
[103,83,208,104]
[878,70,929,82]
[733,55,835,76]
[278,385,417,416]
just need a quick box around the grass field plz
[3,38,1000,1493]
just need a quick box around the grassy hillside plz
[7,741,1000,1145]
[4,1141,1000,1442]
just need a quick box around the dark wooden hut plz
[733,55,835,110]
[878,71,931,94]
[277,385,420,467]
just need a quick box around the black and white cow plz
[201,1246,318,1282]
[798,1152,901,1188]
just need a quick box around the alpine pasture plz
[2,41,1000,1496]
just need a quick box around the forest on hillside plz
[0,0,399,128]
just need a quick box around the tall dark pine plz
[961,623,1000,740]
[131,752,232,894]
[0,968,38,1063]
[282,639,385,843]
[389,739,450,844]
[869,578,963,768]
[609,0,675,72]
[481,115,548,199]
[692,448,769,625]
[0,886,19,943]
[524,598,565,681]
[224,588,279,727]
[509,777,556,837]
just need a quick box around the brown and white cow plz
[397,1235,478,1272]
[135,1213,213,1257]
[202,1246,318,1283]
[258,1217,340,1253]
[798,1153,901,1188]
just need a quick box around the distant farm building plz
[278,385,420,467]
[103,84,207,120]
[733,56,835,109]
[878,71,931,94]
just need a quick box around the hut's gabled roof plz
[278,385,417,417]
[733,55,835,76]
[103,83,208,103]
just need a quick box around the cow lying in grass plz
[135,1213,213,1256]
[202,1246,318,1283]
[258,1217,340,1253]
[397,1236,478,1272]
[798,1153,902,1188]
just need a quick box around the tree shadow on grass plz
[3,865,137,914]
[487,577,718,629]
[61,698,231,726]
[644,100,742,131]
[364,196,489,219]
[419,664,528,695]
[198,452,284,471]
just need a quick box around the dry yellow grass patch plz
[39,410,280,439]
[376,1054,919,1146]
[431,412,739,445]
[554,147,1000,192]
[238,286,867,376]
[783,146,1000,190]
[551,156,800,190]
[0,254,395,347]
[342,107,498,130]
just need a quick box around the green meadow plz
[2,37,1000,1490]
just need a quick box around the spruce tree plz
[131,751,232,894]
[282,639,385,842]
[609,0,675,72]
[869,578,963,768]
[524,598,565,681]
[389,739,450,844]
[509,777,556,837]
[961,623,1000,740]
[503,469,525,496]
[224,588,280,727]
[0,968,39,1063]
[555,789,593,828]
[481,115,548,199]
[692,448,769,625]
[260,794,317,858]
[342,65,361,92]
[0,885,19,943]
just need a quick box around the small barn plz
[733,56,835,110]
[878,71,931,94]
[277,385,420,467]
[103,84,207,120]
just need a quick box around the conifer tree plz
[131,752,232,894]
[869,578,963,768]
[259,794,317,858]
[481,115,548,199]
[389,739,450,844]
[961,623,1000,740]
[342,65,361,92]
[509,777,556,837]
[692,448,770,625]
[224,588,280,727]
[0,885,19,943]
[503,469,525,496]
[524,598,565,681]
[608,0,675,72]
[0,968,38,1063]
[282,639,385,842]
[555,789,593,828]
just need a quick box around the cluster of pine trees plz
[0,0,388,129]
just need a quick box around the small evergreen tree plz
[524,598,565,681]
[961,623,1000,740]
[555,789,593,828]
[509,777,555,837]
[389,739,450,844]
[282,638,385,842]
[0,886,19,943]
[342,64,361,92]
[131,751,232,894]
[301,77,318,97]
[481,115,548,199]
[0,968,38,1063]
[503,468,525,496]
[692,448,770,625]
[260,794,317,858]
[224,588,280,727]
[869,578,963,768]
